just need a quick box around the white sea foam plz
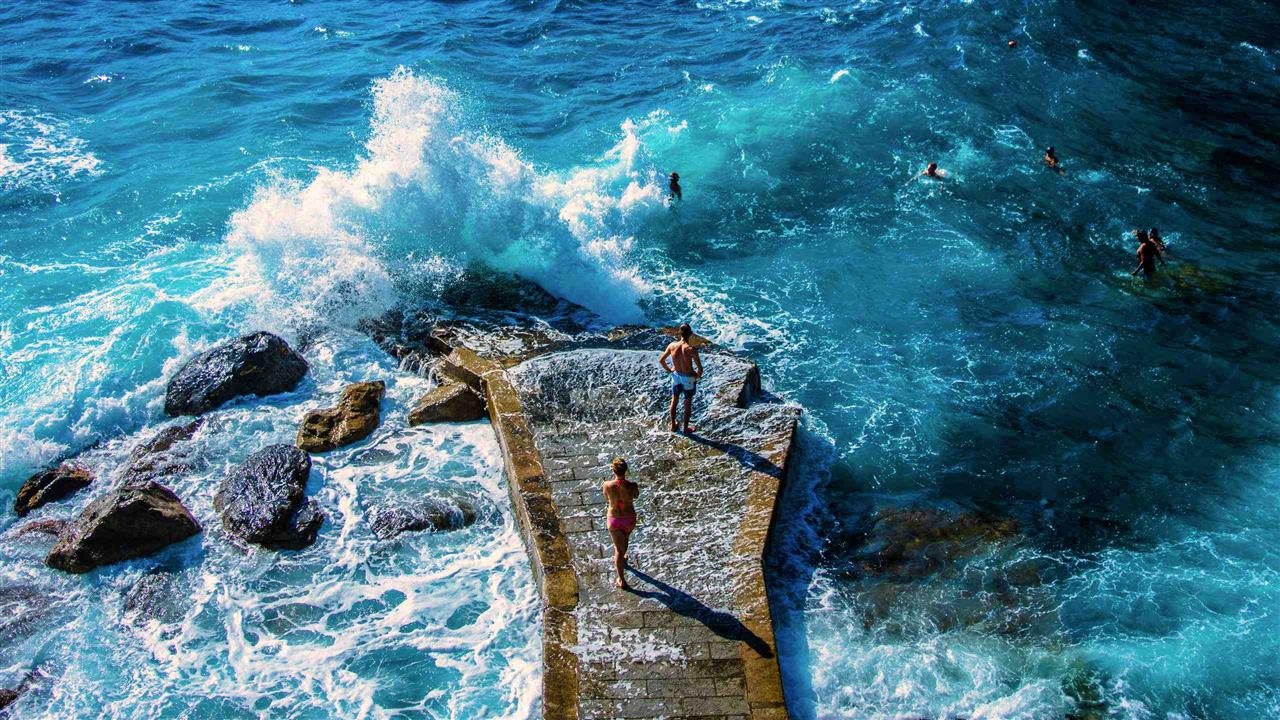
[0,110,102,190]
[211,69,662,330]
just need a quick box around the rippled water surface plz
[2,1,1279,718]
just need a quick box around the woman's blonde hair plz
[610,458,628,477]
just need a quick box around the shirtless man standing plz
[659,323,704,433]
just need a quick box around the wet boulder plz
[122,419,204,485]
[45,482,201,574]
[214,445,324,550]
[14,465,93,516]
[296,381,385,452]
[164,332,308,416]
[407,382,486,425]
[369,499,479,540]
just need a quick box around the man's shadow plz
[684,431,785,480]
[626,568,774,659]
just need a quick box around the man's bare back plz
[665,341,699,375]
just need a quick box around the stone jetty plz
[399,313,800,720]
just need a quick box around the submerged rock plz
[164,332,308,416]
[407,382,486,425]
[122,419,204,484]
[369,499,479,540]
[296,380,385,452]
[10,519,69,539]
[850,507,1020,580]
[14,465,93,517]
[45,482,201,573]
[214,445,324,550]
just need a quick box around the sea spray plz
[218,69,663,331]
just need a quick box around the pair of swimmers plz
[921,146,1061,181]
[602,323,705,590]
[1132,228,1169,277]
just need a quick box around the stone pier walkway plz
[442,341,799,720]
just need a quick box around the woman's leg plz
[609,528,630,589]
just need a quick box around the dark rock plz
[407,382,486,425]
[0,670,42,713]
[0,586,56,643]
[296,381,385,452]
[45,482,201,574]
[214,445,324,550]
[164,332,308,416]
[122,419,204,484]
[13,465,93,516]
[370,499,479,540]
[122,570,187,626]
[10,519,68,539]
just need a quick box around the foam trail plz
[213,69,664,328]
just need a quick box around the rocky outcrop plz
[296,381,385,452]
[214,445,323,550]
[45,482,201,574]
[122,419,203,484]
[13,465,93,517]
[369,499,479,540]
[407,382,486,425]
[164,332,308,416]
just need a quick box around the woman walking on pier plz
[603,458,640,590]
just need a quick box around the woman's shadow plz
[625,568,774,659]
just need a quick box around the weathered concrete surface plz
[502,349,800,720]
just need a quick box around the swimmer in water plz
[921,162,946,180]
[1149,227,1167,255]
[1044,146,1062,172]
[1132,229,1166,277]
[669,172,682,201]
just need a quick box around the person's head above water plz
[926,162,938,175]
[670,172,679,181]
[611,457,628,478]
[1136,229,1150,242]
[1046,146,1056,157]
[678,323,693,341]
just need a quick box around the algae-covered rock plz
[296,381,385,452]
[407,382,486,425]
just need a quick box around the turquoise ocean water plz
[2,1,1279,718]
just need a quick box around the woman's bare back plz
[603,479,638,518]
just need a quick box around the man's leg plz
[682,393,693,433]
[668,393,679,432]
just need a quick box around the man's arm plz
[692,347,704,378]
[659,344,674,373]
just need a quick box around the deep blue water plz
[3,1,1280,718]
